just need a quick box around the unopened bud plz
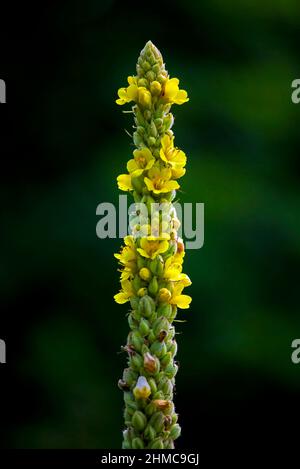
[158,288,172,302]
[148,377,157,395]
[148,276,158,296]
[150,80,162,96]
[123,368,138,387]
[130,353,143,370]
[152,316,170,337]
[138,295,155,318]
[152,399,172,412]
[139,87,152,107]
[143,352,157,374]
[157,302,172,319]
[149,255,164,276]
[137,287,147,297]
[149,437,164,449]
[161,352,172,368]
[139,318,150,336]
[133,376,151,399]
[144,424,156,441]
[169,423,181,440]
[132,410,147,431]
[139,267,151,281]
[132,437,145,449]
[150,340,167,358]
[149,411,165,434]
[164,362,178,379]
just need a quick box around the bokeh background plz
[1,0,300,449]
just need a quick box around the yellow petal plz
[127,159,139,173]
[114,292,130,304]
[117,174,132,191]
[173,294,192,309]
[144,177,155,192]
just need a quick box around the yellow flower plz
[144,167,179,194]
[137,237,169,259]
[170,281,192,309]
[163,255,185,282]
[160,134,186,179]
[162,77,189,105]
[138,87,152,107]
[127,148,155,177]
[116,76,139,105]
[117,174,132,191]
[114,236,137,278]
[114,279,135,304]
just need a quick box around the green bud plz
[148,377,157,395]
[148,136,156,146]
[164,362,178,379]
[123,368,138,387]
[148,276,159,296]
[163,113,174,130]
[138,295,155,318]
[132,437,145,449]
[157,302,173,320]
[137,256,146,270]
[122,441,131,449]
[145,401,156,417]
[132,410,147,432]
[161,352,172,368]
[128,314,137,330]
[144,424,156,441]
[130,297,140,310]
[141,343,150,355]
[149,411,165,434]
[146,70,155,82]
[139,318,150,337]
[149,437,164,449]
[149,255,164,276]
[154,117,163,129]
[169,423,181,440]
[152,316,170,337]
[130,330,144,352]
[161,379,173,397]
[153,391,164,400]
[130,353,143,370]
[172,413,178,425]
[150,120,158,137]
[164,438,175,449]
[150,341,167,358]
[147,330,156,344]
[133,131,144,147]
[168,339,178,357]
[131,175,144,193]
[131,308,141,321]
[144,110,152,121]
[138,78,148,87]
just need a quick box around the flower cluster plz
[115,41,191,449]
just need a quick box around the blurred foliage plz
[1,0,300,448]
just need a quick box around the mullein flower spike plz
[114,41,191,449]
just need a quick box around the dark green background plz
[1,0,300,449]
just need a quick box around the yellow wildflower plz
[170,281,192,309]
[160,134,186,179]
[117,174,132,191]
[162,77,189,105]
[138,87,152,107]
[114,279,135,304]
[144,167,179,194]
[114,236,137,276]
[137,237,169,259]
[127,148,155,177]
[116,76,139,105]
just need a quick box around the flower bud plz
[149,255,164,276]
[123,368,138,386]
[139,267,151,281]
[152,399,172,412]
[132,437,145,449]
[133,376,151,399]
[150,340,167,358]
[149,437,164,449]
[138,78,148,87]
[122,441,131,449]
[148,276,158,296]
[168,340,178,358]
[137,287,147,297]
[139,318,150,337]
[130,352,143,370]
[148,377,157,395]
[132,410,147,432]
[144,424,156,441]
[158,288,172,302]
[164,438,174,449]
[145,401,156,417]
[147,136,156,146]
[128,314,137,330]
[139,87,152,107]
[137,256,146,269]
[142,60,151,71]
[152,316,170,337]
[169,423,181,440]
[130,297,140,310]
[149,411,165,434]
[161,378,173,396]
[164,362,178,379]
[138,295,155,318]
[161,352,172,368]
[157,302,172,319]
[146,71,155,82]
[149,120,158,137]
[143,352,157,374]
[150,80,162,96]
[130,330,144,351]
[132,275,142,291]
[133,131,144,147]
